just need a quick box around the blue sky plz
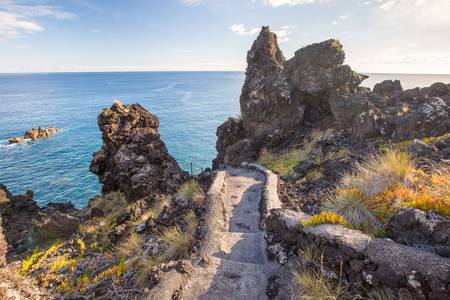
[0,0,449,73]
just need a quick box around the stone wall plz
[266,208,450,299]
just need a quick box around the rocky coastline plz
[0,26,449,299]
[8,127,61,144]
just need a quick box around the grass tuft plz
[301,211,347,227]
[160,210,197,261]
[177,180,205,206]
[300,244,322,263]
[324,188,387,232]
[295,268,347,300]
[340,150,416,196]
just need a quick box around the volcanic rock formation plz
[8,127,60,144]
[215,26,450,167]
[90,101,188,200]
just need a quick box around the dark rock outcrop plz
[0,185,40,255]
[373,80,403,97]
[239,26,300,140]
[90,101,188,200]
[214,27,450,167]
[215,27,366,167]
[8,127,60,144]
[389,208,450,257]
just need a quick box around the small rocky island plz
[8,127,61,144]
[0,26,449,299]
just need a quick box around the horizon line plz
[1,70,450,76]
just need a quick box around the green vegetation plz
[259,129,322,177]
[323,188,387,232]
[317,150,449,236]
[302,211,347,227]
[380,132,450,151]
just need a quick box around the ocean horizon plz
[1,71,450,208]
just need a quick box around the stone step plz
[183,257,268,300]
[205,232,266,264]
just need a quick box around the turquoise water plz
[1,72,449,208]
[0,72,243,207]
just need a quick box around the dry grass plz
[177,180,205,206]
[369,287,395,300]
[301,211,347,227]
[429,162,450,200]
[89,192,128,216]
[324,151,449,237]
[323,188,387,232]
[160,210,197,261]
[295,268,348,300]
[300,245,322,263]
[134,256,160,287]
[340,150,417,196]
[115,233,145,265]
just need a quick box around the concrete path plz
[183,168,277,300]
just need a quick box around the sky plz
[0,0,449,74]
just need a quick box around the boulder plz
[40,211,80,239]
[294,159,316,177]
[389,207,450,257]
[0,217,6,267]
[421,82,449,97]
[223,139,257,166]
[90,102,188,200]
[373,80,403,97]
[214,117,245,168]
[407,139,439,157]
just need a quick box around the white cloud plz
[379,1,395,10]
[261,0,324,7]
[179,0,203,6]
[377,0,450,27]
[0,11,43,40]
[230,24,259,35]
[0,3,77,20]
[358,1,371,6]
[274,25,293,42]
[0,1,77,40]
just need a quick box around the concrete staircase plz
[183,168,276,300]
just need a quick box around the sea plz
[1,72,449,208]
